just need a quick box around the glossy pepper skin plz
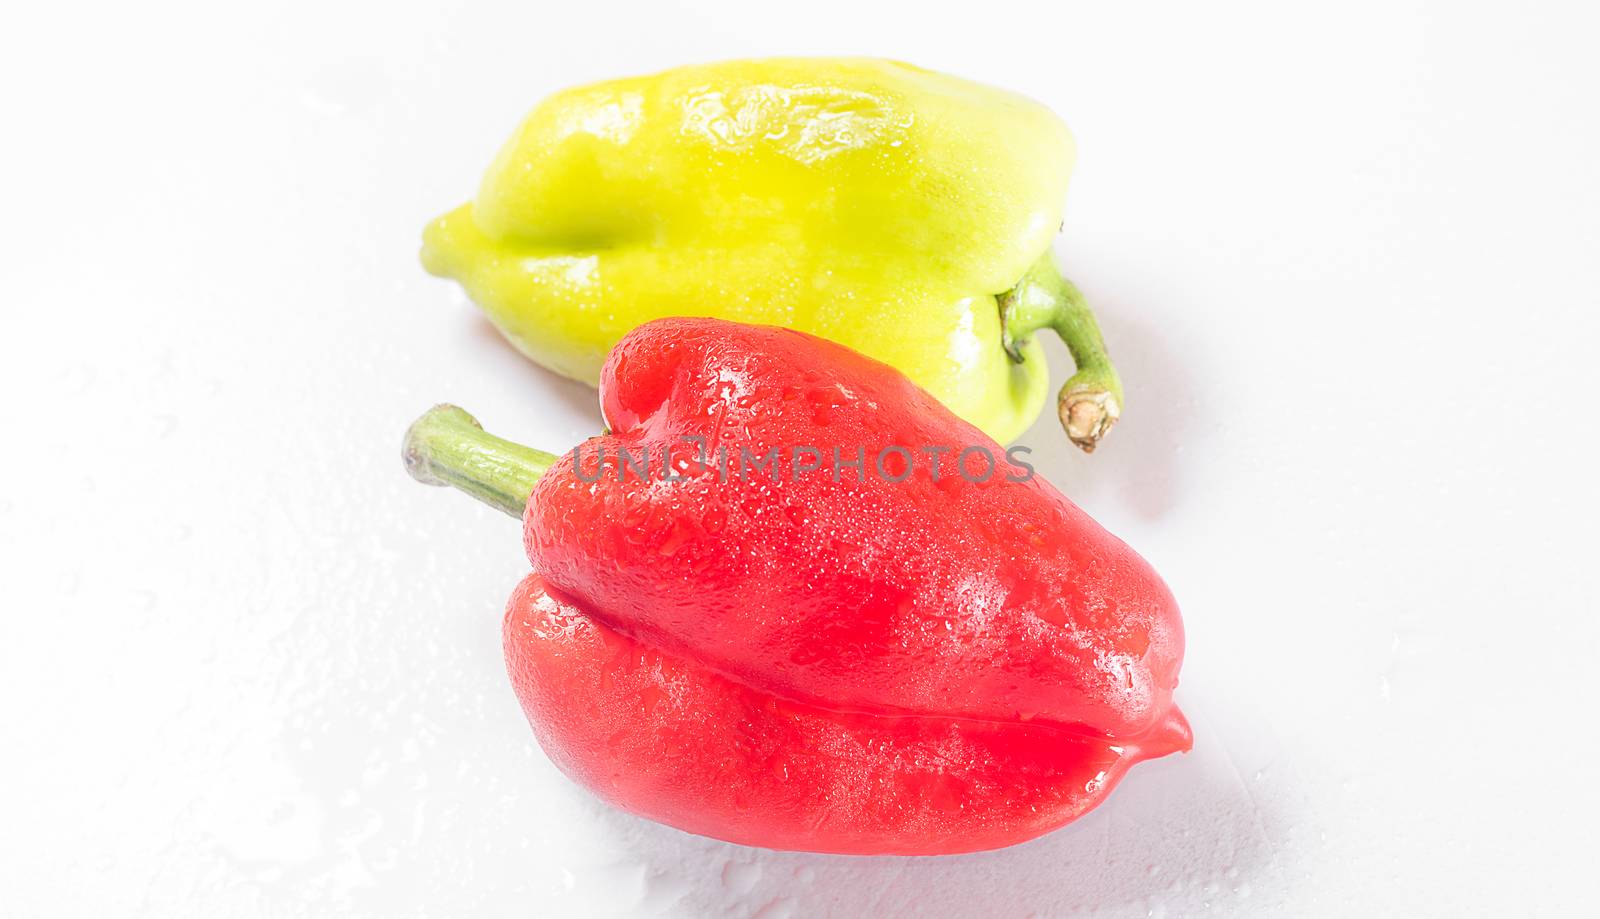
[403,318,1188,855]
[422,58,1127,451]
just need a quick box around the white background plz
[3,1,1597,916]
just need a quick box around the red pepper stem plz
[999,251,1124,453]
[402,404,557,518]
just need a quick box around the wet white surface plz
[3,1,1598,915]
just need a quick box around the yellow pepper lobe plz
[422,57,1079,445]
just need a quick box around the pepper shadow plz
[460,314,604,436]
[577,694,1287,917]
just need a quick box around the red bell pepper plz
[404,318,1189,855]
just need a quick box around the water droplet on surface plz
[721,859,762,895]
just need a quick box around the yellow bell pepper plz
[422,58,1123,449]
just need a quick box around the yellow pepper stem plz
[999,253,1124,453]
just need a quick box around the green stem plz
[998,251,1125,453]
[402,404,558,518]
